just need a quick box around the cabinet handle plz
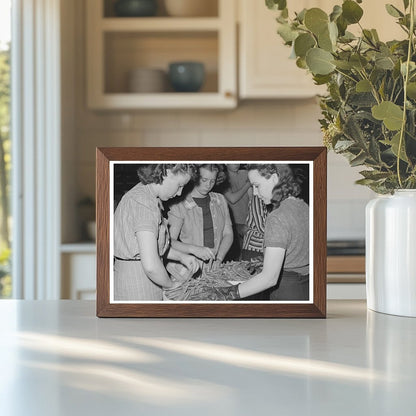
[224,91,234,99]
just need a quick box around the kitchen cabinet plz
[61,245,96,300]
[86,0,237,109]
[238,0,326,99]
[238,0,404,99]
[60,249,365,300]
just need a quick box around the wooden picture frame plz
[96,147,327,318]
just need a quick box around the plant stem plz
[397,0,415,188]
[334,68,358,84]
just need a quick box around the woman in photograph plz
[167,164,234,277]
[113,164,199,301]
[241,193,267,261]
[201,164,309,301]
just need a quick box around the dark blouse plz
[193,195,215,248]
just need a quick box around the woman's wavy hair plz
[249,164,301,209]
[194,164,220,184]
[137,164,196,185]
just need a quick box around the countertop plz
[0,300,415,415]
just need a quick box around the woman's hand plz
[180,253,200,275]
[191,246,216,261]
[211,258,222,271]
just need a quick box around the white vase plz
[366,189,416,317]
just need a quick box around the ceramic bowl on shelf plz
[168,61,205,92]
[128,68,167,93]
[164,0,217,17]
[114,0,158,17]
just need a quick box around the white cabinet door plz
[62,253,96,300]
[238,0,404,99]
[239,0,326,99]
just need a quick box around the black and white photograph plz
[110,161,312,304]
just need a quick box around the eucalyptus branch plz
[397,0,415,188]
[390,79,398,101]
[334,68,359,84]
[358,69,381,104]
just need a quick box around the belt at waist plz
[114,256,141,262]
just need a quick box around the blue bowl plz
[114,0,158,17]
[168,62,205,93]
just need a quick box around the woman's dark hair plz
[249,164,301,209]
[137,164,196,185]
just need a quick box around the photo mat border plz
[97,147,327,318]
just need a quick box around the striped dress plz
[242,195,267,253]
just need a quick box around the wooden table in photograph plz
[1,300,415,416]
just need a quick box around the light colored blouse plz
[168,192,232,256]
[263,197,309,275]
[114,183,169,260]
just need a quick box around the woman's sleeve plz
[219,194,233,229]
[123,197,159,235]
[168,203,184,230]
[263,214,289,249]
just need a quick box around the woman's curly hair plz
[193,164,221,184]
[137,164,196,185]
[248,164,301,209]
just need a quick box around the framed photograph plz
[96,147,327,318]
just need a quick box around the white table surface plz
[0,300,415,416]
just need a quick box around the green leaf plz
[407,82,416,99]
[393,60,402,79]
[334,140,355,152]
[344,114,368,147]
[375,55,395,70]
[372,101,404,131]
[294,33,316,58]
[371,29,380,43]
[350,54,368,70]
[333,60,353,70]
[304,8,329,35]
[277,23,298,43]
[266,0,287,11]
[313,74,332,85]
[342,0,364,24]
[350,152,368,167]
[296,8,307,23]
[385,4,404,18]
[389,132,409,162]
[276,14,287,24]
[328,21,338,45]
[360,170,391,181]
[296,57,308,69]
[336,15,348,36]
[369,136,382,163]
[363,29,376,46]
[318,27,334,52]
[401,61,416,76]
[330,5,343,22]
[403,0,410,10]
[295,33,316,58]
[339,31,356,43]
[356,79,372,92]
[306,48,335,75]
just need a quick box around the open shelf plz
[101,17,221,31]
[103,0,219,18]
[86,0,236,109]
[104,31,218,94]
